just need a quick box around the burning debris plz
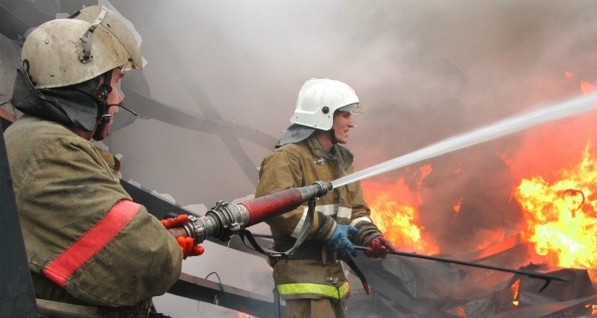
[349,232,596,317]
[351,101,597,316]
[515,146,597,282]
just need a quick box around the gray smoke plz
[108,0,597,249]
[7,0,594,316]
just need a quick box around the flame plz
[453,197,463,213]
[514,144,597,280]
[511,278,521,306]
[359,78,597,281]
[456,306,467,318]
[363,165,439,254]
[581,80,596,95]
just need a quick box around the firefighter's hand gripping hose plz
[364,236,395,258]
[161,214,205,259]
[326,224,357,257]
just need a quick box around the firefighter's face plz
[332,110,354,144]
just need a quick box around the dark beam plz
[0,113,38,317]
[168,272,277,318]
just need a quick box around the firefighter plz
[4,5,202,317]
[256,78,395,317]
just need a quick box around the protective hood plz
[11,67,102,131]
[275,124,317,148]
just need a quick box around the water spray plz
[332,92,597,188]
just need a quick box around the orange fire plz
[514,144,597,280]
[363,165,439,254]
[511,278,521,306]
[508,75,597,281]
[361,76,597,281]
[455,306,467,318]
[581,80,596,95]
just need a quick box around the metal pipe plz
[353,245,568,292]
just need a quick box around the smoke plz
[104,1,596,195]
[9,0,592,316]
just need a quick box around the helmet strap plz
[92,71,113,140]
[78,6,109,64]
[329,129,338,145]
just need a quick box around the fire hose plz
[166,180,331,245]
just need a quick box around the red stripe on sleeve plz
[43,200,141,288]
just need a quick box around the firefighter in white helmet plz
[256,78,395,317]
[4,5,202,317]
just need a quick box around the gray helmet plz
[21,5,143,89]
[11,5,143,132]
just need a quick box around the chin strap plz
[92,72,113,140]
[329,128,337,144]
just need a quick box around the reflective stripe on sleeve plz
[43,200,141,288]
[277,282,350,299]
[350,216,372,227]
[337,206,352,219]
[316,204,338,216]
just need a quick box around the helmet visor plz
[337,103,363,114]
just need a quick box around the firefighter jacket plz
[4,115,183,307]
[255,136,382,301]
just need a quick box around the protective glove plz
[364,236,395,258]
[161,214,205,259]
[176,236,205,259]
[325,224,358,257]
[160,213,189,229]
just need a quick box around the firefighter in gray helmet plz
[256,78,395,318]
[11,4,143,141]
[4,5,202,317]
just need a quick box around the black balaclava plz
[11,66,112,134]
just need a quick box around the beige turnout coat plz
[4,116,182,307]
[256,136,375,301]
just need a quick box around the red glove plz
[161,214,205,259]
[160,213,189,229]
[176,236,205,259]
[365,236,395,258]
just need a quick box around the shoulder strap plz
[238,198,316,259]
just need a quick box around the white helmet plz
[21,5,143,89]
[291,78,360,131]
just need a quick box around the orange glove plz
[176,236,205,259]
[160,213,189,229]
[161,214,205,259]
[365,236,395,258]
